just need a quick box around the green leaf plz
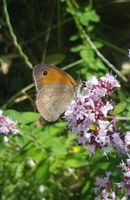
[77,8,100,27]
[114,101,127,114]
[21,112,40,124]
[94,41,103,48]
[80,48,95,65]
[35,158,50,183]
[4,109,22,122]
[4,110,40,124]
[70,34,78,41]
[64,154,88,168]
[64,158,88,168]
[71,45,83,52]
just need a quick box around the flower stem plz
[107,115,130,121]
[3,0,33,69]
[2,83,34,109]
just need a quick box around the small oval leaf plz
[114,101,127,114]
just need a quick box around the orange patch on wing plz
[40,67,76,86]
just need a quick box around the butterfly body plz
[33,64,77,122]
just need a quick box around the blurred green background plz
[1,0,130,199]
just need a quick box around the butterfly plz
[33,64,78,122]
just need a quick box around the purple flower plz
[84,73,120,99]
[0,110,19,142]
[64,74,121,156]
[100,73,120,89]
[124,132,130,152]
[100,102,113,117]
[94,172,116,200]
[117,158,130,197]
[85,144,95,156]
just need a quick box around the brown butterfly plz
[33,64,77,122]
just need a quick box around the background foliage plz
[1,0,130,199]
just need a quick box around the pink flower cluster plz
[0,110,19,142]
[94,171,129,200]
[64,73,130,156]
[117,158,130,197]
[94,172,116,200]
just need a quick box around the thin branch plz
[41,2,56,63]
[2,83,34,109]
[107,115,130,121]
[63,59,83,70]
[3,0,33,69]
[80,26,127,82]
[96,37,127,55]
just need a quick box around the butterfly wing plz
[33,64,77,122]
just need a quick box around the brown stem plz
[107,115,130,121]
